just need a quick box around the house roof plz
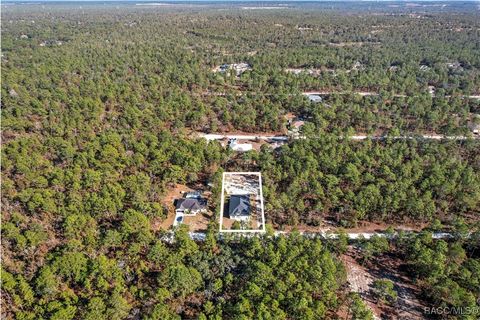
[231,144,253,151]
[307,94,322,103]
[175,198,207,211]
[228,195,251,218]
[228,138,253,151]
[292,120,305,129]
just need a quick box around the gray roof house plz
[175,198,207,215]
[228,195,251,220]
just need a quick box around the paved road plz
[198,133,474,141]
[303,91,480,99]
[303,91,404,97]
[158,230,459,242]
[272,230,455,240]
[349,135,471,140]
[201,90,480,100]
[199,133,288,141]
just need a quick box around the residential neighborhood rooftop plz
[307,94,323,103]
[175,198,207,211]
[228,138,253,151]
[228,194,251,218]
[214,62,252,76]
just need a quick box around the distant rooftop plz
[307,94,322,103]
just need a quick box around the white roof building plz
[469,117,480,135]
[228,138,253,152]
[307,94,323,103]
[214,63,252,76]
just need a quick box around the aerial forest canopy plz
[258,137,479,228]
[1,2,479,319]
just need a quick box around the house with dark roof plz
[228,195,251,221]
[175,198,207,216]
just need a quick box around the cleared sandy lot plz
[219,172,265,232]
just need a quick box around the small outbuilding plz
[307,94,323,103]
